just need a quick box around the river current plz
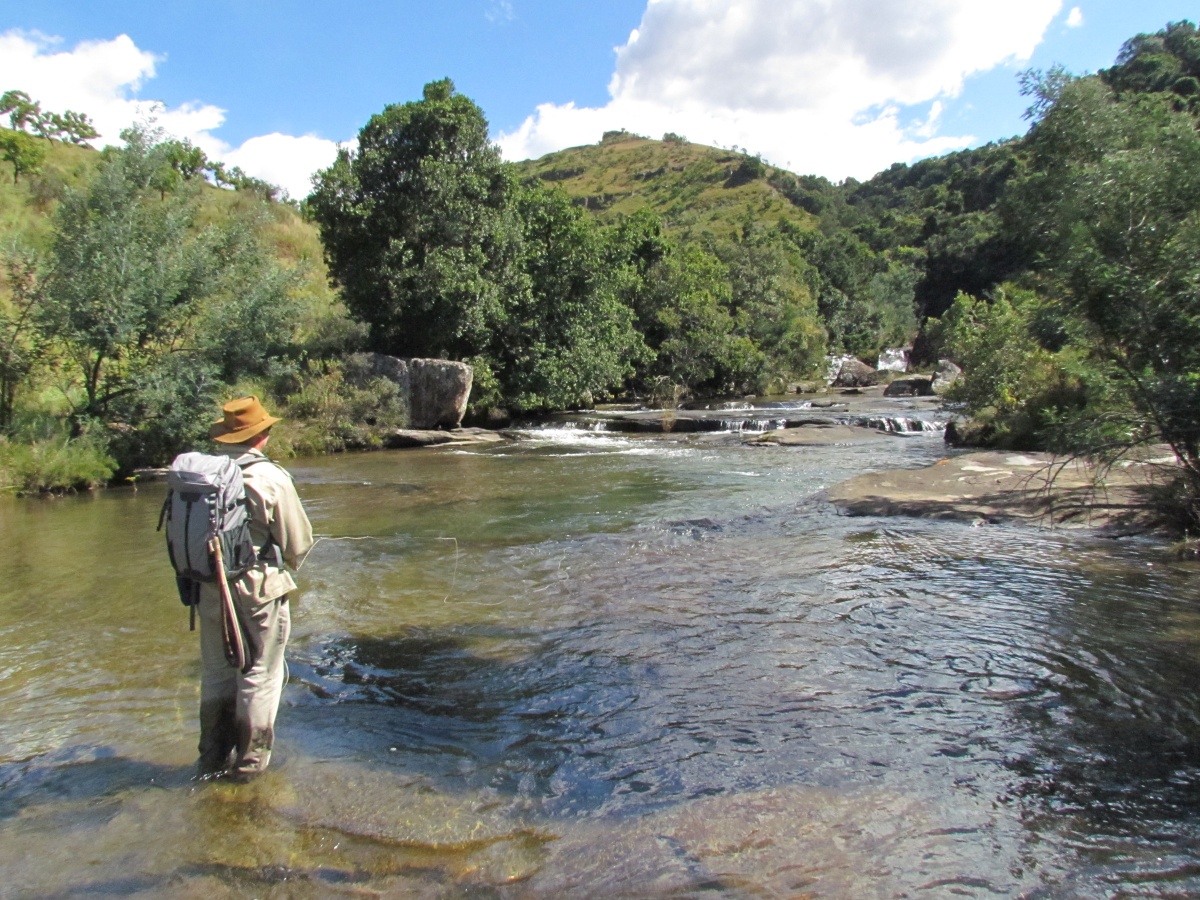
[2,417,1200,898]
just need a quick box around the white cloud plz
[498,0,1063,180]
[0,29,338,200]
[223,133,344,200]
[1066,7,1084,28]
[486,0,516,24]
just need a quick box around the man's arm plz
[269,470,314,570]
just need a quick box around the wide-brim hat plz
[210,396,281,444]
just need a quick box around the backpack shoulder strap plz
[237,453,294,483]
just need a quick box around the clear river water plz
[2,413,1200,898]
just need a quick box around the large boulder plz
[932,359,962,394]
[883,376,933,397]
[409,358,473,429]
[830,357,878,388]
[348,353,473,429]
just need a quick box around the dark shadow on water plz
[1003,585,1200,841]
[0,746,190,822]
[288,625,646,812]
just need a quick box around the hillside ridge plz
[514,134,816,241]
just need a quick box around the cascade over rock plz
[877,348,909,373]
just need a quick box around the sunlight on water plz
[2,428,1200,896]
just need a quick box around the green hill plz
[0,134,338,327]
[514,132,816,242]
[0,138,100,249]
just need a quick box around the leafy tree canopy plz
[308,78,519,360]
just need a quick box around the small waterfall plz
[556,420,611,432]
[861,416,945,434]
[719,417,787,433]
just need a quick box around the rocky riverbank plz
[825,449,1175,535]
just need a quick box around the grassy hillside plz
[0,138,100,250]
[0,134,341,336]
[514,133,816,242]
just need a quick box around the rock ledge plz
[826,450,1173,533]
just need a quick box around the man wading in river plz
[194,397,313,779]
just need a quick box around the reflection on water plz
[2,426,1200,897]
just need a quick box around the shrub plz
[0,431,115,494]
[279,362,408,455]
[935,287,1092,450]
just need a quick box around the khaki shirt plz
[216,445,314,603]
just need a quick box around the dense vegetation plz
[308,80,826,413]
[2,20,1199,530]
[0,124,396,491]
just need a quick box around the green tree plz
[494,185,646,410]
[1017,70,1200,508]
[40,127,304,460]
[637,246,759,395]
[50,110,99,145]
[934,288,1086,449]
[0,129,44,183]
[0,250,48,431]
[308,78,521,360]
[41,128,216,423]
[721,236,826,385]
[0,90,39,132]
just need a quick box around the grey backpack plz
[159,452,262,585]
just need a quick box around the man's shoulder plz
[242,455,292,478]
[240,455,297,495]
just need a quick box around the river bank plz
[824,448,1174,535]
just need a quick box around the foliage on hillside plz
[516,135,970,358]
[309,83,828,415]
[516,135,814,243]
[0,125,370,491]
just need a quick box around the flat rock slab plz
[826,450,1172,532]
[384,428,508,449]
[750,424,905,446]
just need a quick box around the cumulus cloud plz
[1066,7,1084,28]
[0,29,337,200]
[223,132,345,199]
[498,0,1063,179]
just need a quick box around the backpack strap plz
[235,453,281,565]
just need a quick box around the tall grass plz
[0,432,116,494]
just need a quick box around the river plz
[2,413,1199,898]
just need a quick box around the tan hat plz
[210,396,281,444]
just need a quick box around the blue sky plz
[0,1,1195,198]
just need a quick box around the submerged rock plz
[384,427,508,449]
[883,376,933,397]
